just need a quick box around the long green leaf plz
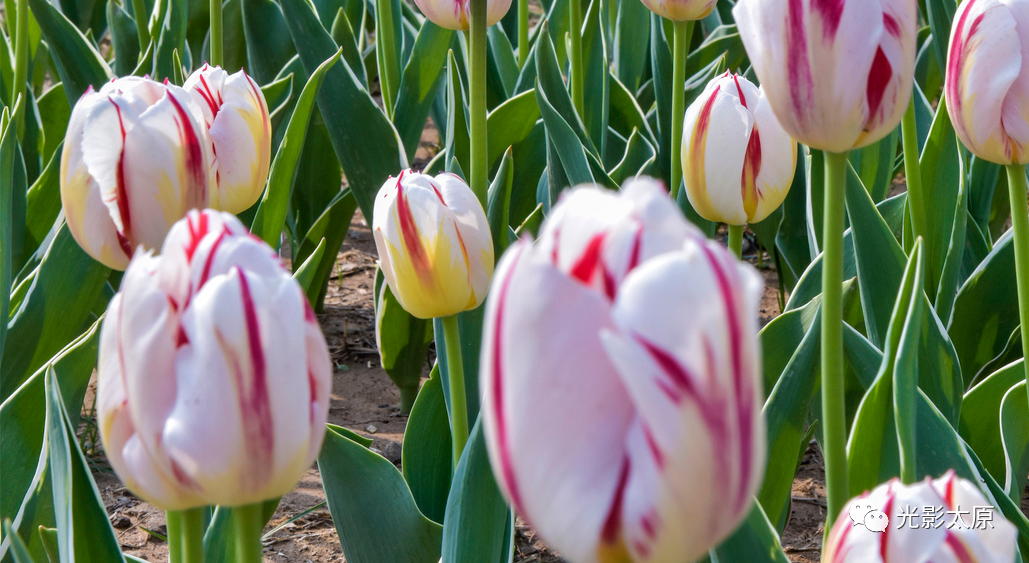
[441,418,512,563]
[393,21,453,159]
[319,425,443,563]
[251,48,341,246]
[402,365,452,524]
[998,382,1028,503]
[1,225,109,401]
[374,268,432,413]
[279,0,407,220]
[25,0,113,103]
[45,369,126,563]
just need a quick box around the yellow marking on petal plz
[596,539,632,563]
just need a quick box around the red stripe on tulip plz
[944,532,979,563]
[699,243,753,513]
[108,98,133,242]
[883,12,901,38]
[395,173,436,288]
[786,0,814,126]
[812,0,845,39]
[640,511,659,540]
[946,2,984,128]
[196,73,223,123]
[600,455,631,543]
[570,234,606,288]
[237,270,275,490]
[167,93,209,208]
[866,47,893,126]
[642,423,665,470]
[185,211,211,261]
[199,229,229,289]
[491,247,527,515]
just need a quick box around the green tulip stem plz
[1005,164,1029,410]
[169,508,206,563]
[901,98,927,252]
[568,0,584,121]
[518,0,529,67]
[166,511,183,563]
[210,0,223,67]
[822,150,850,530]
[728,225,744,259]
[441,314,469,468]
[669,19,694,201]
[11,0,27,131]
[131,0,151,53]
[469,0,488,207]
[376,0,400,118]
[233,503,264,563]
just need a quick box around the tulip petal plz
[120,90,214,251]
[683,78,753,225]
[751,92,798,223]
[206,71,272,213]
[481,241,635,563]
[61,91,133,269]
[947,0,1025,163]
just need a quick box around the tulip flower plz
[945,0,1029,166]
[61,76,214,270]
[97,209,332,510]
[733,0,918,153]
[412,0,513,30]
[824,473,1017,563]
[480,178,765,563]
[682,72,797,226]
[372,170,494,320]
[183,65,272,212]
[639,0,715,22]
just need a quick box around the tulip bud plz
[682,72,797,225]
[61,76,215,270]
[945,0,1029,165]
[183,65,273,211]
[733,0,918,153]
[372,170,494,319]
[480,178,765,563]
[97,209,332,510]
[638,0,716,22]
[824,473,1017,563]
[412,0,512,30]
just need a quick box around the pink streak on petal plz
[236,270,275,490]
[866,47,894,127]
[787,0,814,124]
[600,455,631,543]
[812,0,845,39]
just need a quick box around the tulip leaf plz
[919,96,962,298]
[296,188,358,311]
[374,268,433,414]
[106,0,140,77]
[925,0,958,76]
[849,128,899,204]
[402,365,452,524]
[758,304,821,532]
[444,51,471,180]
[967,156,1002,242]
[960,360,1026,481]
[293,238,326,292]
[999,382,1029,503]
[844,160,906,349]
[0,111,16,361]
[240,0,298,84]
[150,0,187,81]
[582,0,609,160]
[847,241,924,494]
[487,26,518,100]
[25,0,113,103]
[609,128,658,186]
[36,84,72,168]
[3,519,36,563]
[649,13,672,184]
[1,320,100,562]
[252,48,341,247]
[280,0,407,220]
[533,23,600,159]
[949,230,1018,387]
[319,425,443,563]
[608,74,656,147]
[20,147,62,275]
[486,89,540,172]
[933,142,970,322]
[393,21,454,159]
[45,368,127,563]
[1,225,109,401]
[202,499,282,563]
[329,8,368,89]
[709,501,790,563]
[441,418,513,563]
[613,0,650,92]
[487,148,514,256]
